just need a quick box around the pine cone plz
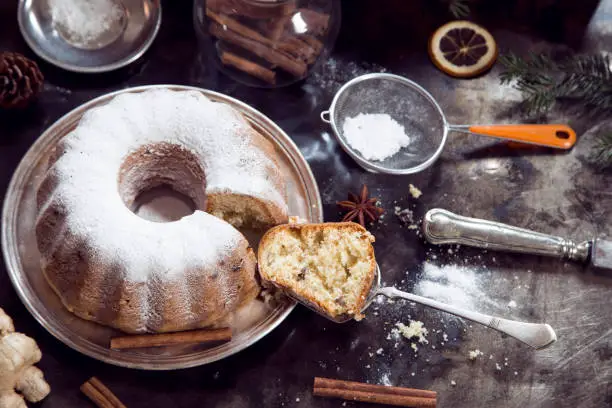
[0,52,44,109]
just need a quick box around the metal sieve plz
[321,73,577,175]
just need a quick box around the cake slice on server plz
[257,222,377,321]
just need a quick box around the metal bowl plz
[2,85,323,369]
[18,0,161,73]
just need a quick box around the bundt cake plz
[35,88,289,334]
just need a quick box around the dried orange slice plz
[429,20,498,78]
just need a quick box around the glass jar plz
[194,0,340,87]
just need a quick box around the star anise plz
[337,184,384,227]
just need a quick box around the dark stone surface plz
[1,1,612,407]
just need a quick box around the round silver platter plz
[18,0,161,73]
[2,85,323,370]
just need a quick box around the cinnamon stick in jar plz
[207,0,297,19]
[221,51,276,84]
[209,22,307,77]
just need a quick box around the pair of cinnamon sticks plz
[81,377,126,408]
[314,377,437,408]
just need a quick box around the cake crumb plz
[394,207,414,225]
[409,184,422,198]
[376,348,384,355]
[495,363,502,371]
[395,321,428,344]
[296,397,300,402]
[468,349,483,360]
[450,380,457,386]
[507,300,517,308]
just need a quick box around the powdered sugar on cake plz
[40,89,285,283]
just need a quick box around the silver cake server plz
[289,264,557,350]
[423,208,612,270]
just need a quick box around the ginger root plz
[0,308,50,408]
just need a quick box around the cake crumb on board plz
[409,184,422,198]
[395,321,429,344]
[468,349,483,360]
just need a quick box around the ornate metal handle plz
[378,286,557,350]
[423,209,590,262]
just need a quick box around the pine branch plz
[445,0,471,18]
[591,132,612,170]
[499,52,612,116]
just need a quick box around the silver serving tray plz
[2,85,322,370]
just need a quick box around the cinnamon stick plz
[313,377,436,408]
[88,377,127,408]
[277,37,319,64]
[207,0,296,19]
[110,327,232,350]
[314,388,436,408]
[266,14,291,42]
[299,35,324,54]
[206,9,274,47]
[221,51,276,84]
[314,377,437,399]
[81,382,113,408]
[81,377,126,408]
[209,22,307,77]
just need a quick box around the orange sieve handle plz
[467,124,576,150]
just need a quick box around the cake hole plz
[133,185,196,223]
[118,142,207,222]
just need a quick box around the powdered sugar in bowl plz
[18,0,162,73]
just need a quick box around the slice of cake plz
[257,222,377,320]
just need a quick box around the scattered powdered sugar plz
[306,58,388,94]
[394,206,419,230]
[49,0,125,48]
[468,349,484,360]
[343,113,411,161]
[380,372,392,386]
[414,262,490,311]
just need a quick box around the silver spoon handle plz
[378,287,557,350]
[423,209,590,262]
